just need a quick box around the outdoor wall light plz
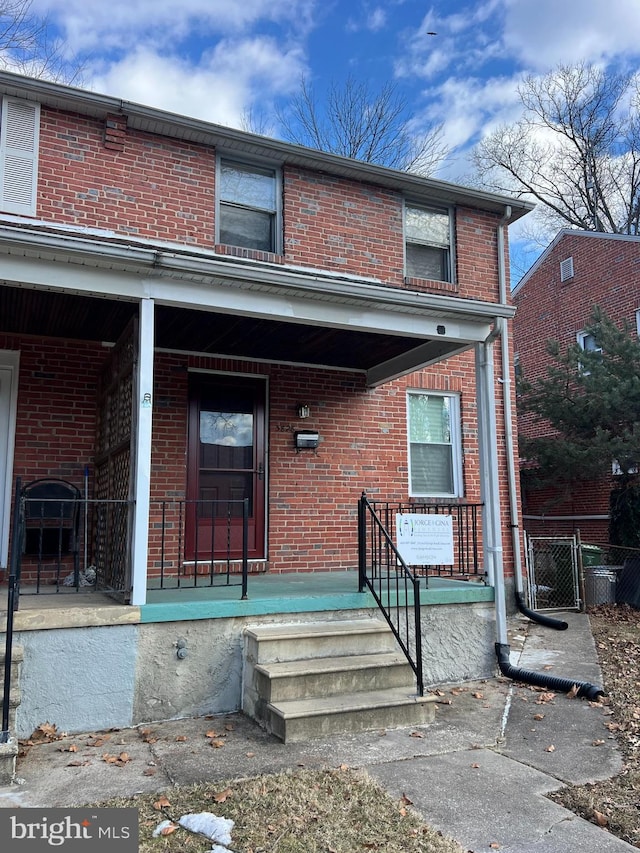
[294,430,319,451]
[297,404,311,418]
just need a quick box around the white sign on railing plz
[395,513,454,566]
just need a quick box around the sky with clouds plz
[23,0,640,275]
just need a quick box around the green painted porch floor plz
[140,571,494,623]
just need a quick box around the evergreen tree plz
[518,308,640,546]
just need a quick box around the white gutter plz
[0,223,516,323]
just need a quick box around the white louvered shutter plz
[0,97,39,216]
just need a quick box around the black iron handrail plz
[358,492,424,696]
[2,478,23,742]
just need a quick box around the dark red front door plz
[187,374,266,561]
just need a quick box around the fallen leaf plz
[545,745,556,752]
[175,735,187,742]
[224,723,235,731]
[490,843,500,849]
[593,809,608,827]
[399,807,407,817]
[401,793,413,805]
[205,730,218,739]
[533,713,545,721]
[143,768,157,776]
[471,763,480,769]
[210,739,225,748]
[410,731,425,738]
[543,665,554,671]
[246,751,255,758]
[339,763,349,771]
[160,824,177,836]
[535,692,556,704]
[153,796,171,811]
[592,739,605,746]
[566,684,580,699]
[213,788,232,803]
[472,692,484,700]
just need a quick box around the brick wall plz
[31,107,505,304]
[2,333,518,580]
[513,232,640,539]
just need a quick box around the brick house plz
[513,229,640,544]
[0,71,532,743]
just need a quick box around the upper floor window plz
[577,330,601,354]
[405,204,452,282]
[407,391,462,498]
[217,158,279,253]
[0,97,40,217]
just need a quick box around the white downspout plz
[496,205,526,599]
[476,332,508,646]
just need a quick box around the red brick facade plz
[513,230,640,542]
[0,91,524,583]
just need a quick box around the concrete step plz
[255,652,415,703]
[267,687,437,743]
[245,618,397,664]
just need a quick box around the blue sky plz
[26,0,640,278]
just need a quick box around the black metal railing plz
[150,498,250,598]
[11,486,251,599]
[2,478,23,742]
[367,499,483,581]
[358,492,424,696]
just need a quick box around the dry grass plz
[97,766,466,853]
[549,604,640,849]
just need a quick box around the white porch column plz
[130,297,154,605]
[475,337,508,645]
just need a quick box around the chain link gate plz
[525,533,581,611]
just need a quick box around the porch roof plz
[0,222,510,385]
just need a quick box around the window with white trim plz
[217,158,280,253]
[635,308,640,337]
[407,391,462,497]
[405,203,452,282]
[0,97,40,217]
[576,330,601,354]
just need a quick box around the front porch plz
[7,569,494,628]
[2,568,496,742]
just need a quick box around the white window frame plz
[0,96,40,217]
[576,330,602,354]
[404,202,454,283]
[216,155,282,254]
[406,390,463,499]
[635,308,640,337]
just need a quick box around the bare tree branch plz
[268,74,449,176]
[473,63,640,235]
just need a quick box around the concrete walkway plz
[0,612,634,852]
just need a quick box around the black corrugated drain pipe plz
[495,643,604,700]
[515,590,568,631]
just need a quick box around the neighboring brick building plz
[513,229,640,543]
[0,71,532,738]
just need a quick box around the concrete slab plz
[369,748,634,853]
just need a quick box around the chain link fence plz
[525,531,640,611]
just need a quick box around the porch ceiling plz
[0,285,469,378]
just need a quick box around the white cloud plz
[502,0,640,69]
[88,38,306,127]
[32,0,316,55]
